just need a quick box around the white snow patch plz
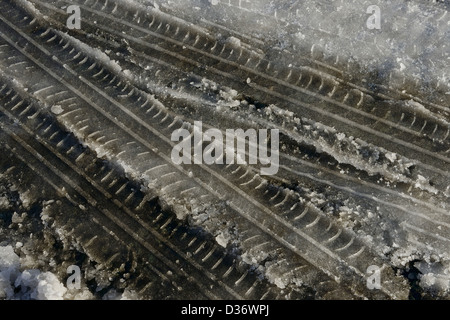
[0,246,21,299]
[219,88,240,108]
[0,246,69,300]
[103,288,140,300]
[226,36,241,47]
[0,195,9,210]
[14,270,67,300]
[55,30,127,81]
[336,132,345,141]
[215,232,229,248]
[51,105,64,115]
[385,152,397,163]
[414,175,438,194]
[405,100,450,127]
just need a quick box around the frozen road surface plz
[0,0,449,300]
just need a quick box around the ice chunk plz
[51,105,64,115]
[15,270,67,300]
[0,246,21,299]
[215,232,229,248]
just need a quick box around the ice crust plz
[0,246,66,300]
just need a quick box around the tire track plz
[0,78,297,300]
[30,0,450,192]
[159,101,450,254]
[187,0,450,107]
[67,0,450,142]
